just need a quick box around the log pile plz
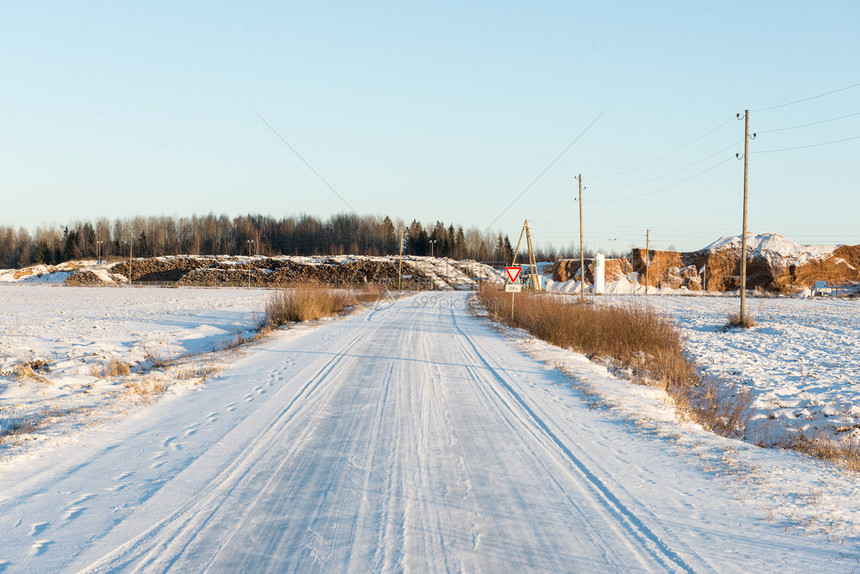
[110,256,210,282]
[175,258,434,288]
[64,269,127,286]
[93,255,493,289]
[63,270,105,286]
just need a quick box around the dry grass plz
[124,379,170,404]
[480,285,695,387]
[0,407,69,444]
[0,417,38,441]
[16,361,50,383]
[726,312,756,329]
[213,332,266,352]
[174,365,221,382]
[110,359,132,376]
[90,359,132,378]
[478,285,754,438]
[261,283,384,329]
[479,286,860,471]
[786,431,860,472]
[691,378,756,437]
[141,345,176,370]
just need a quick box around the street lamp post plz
[96,240,104,265]
[608,237,617,257]
[247,239,254,288]
[429,239,437,258]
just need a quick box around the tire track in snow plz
[80,320,380,573]
[449,307,705,574]
[158,304,410,572]
[1,292,847,572]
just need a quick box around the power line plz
[754,135,860,154]
[252,109,357,214]
[591,116,734,179]
[590,139,742,190]
[753,81,860,113]
[534,196,578,227]
[484,109,606,231]
[535,180,575,221]
[591,155,735,203]
[758,111,860,134]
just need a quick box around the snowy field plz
[611,293,860,443]
[0,288,857,571]
[1,285,859,571]
[0,284,271,458]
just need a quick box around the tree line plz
[0,213,586,269]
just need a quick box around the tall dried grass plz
[478,285,753,438]
[726,312,756,329]
[124,379,169,404]
[261,283,384,329]
[90,359,132,378]
[785,431,860,472]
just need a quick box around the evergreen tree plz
[381,216,397,254]
[406,220,429,255]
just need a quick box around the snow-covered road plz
[0,292,843,572]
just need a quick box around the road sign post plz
[505,267,522,320]
[505,267,522,283]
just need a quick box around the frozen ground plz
[0,284,272,458]
[608,294,860,444]
[0,289,856,571]
[0,286,858,571]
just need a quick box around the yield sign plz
[505,266,522,283]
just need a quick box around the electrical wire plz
[754,135,860,154]
[534,181,575,221]
[758,111,860,134]
[591,116,734,179]
[252,109,357,214]
[533,197,578,227]
[484,109,606,231]
[589,139,742,190]
[753,81,860,113]
[590,155,735,203]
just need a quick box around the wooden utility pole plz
[129,235,133,287]
[398,227,404,291]
[511,220,539,292]
[739,109,751,323]
[525,222,538,293]
[511,224,524,266]
[645,229,650,296]
[247,239,254,288]
[578,174,584,303]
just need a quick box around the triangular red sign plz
[505,266,522,283]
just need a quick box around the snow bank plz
[704,233,836,266]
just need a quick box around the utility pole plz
[578,174,585,304]
[738,109,753,323]
[524,221,538,292]
[247,239,254,288]
[398,227,404,291]
[511,220,539,293]
[645,229,650,296]
[129,234,133,287]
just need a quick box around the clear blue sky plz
[2,1,858,252]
